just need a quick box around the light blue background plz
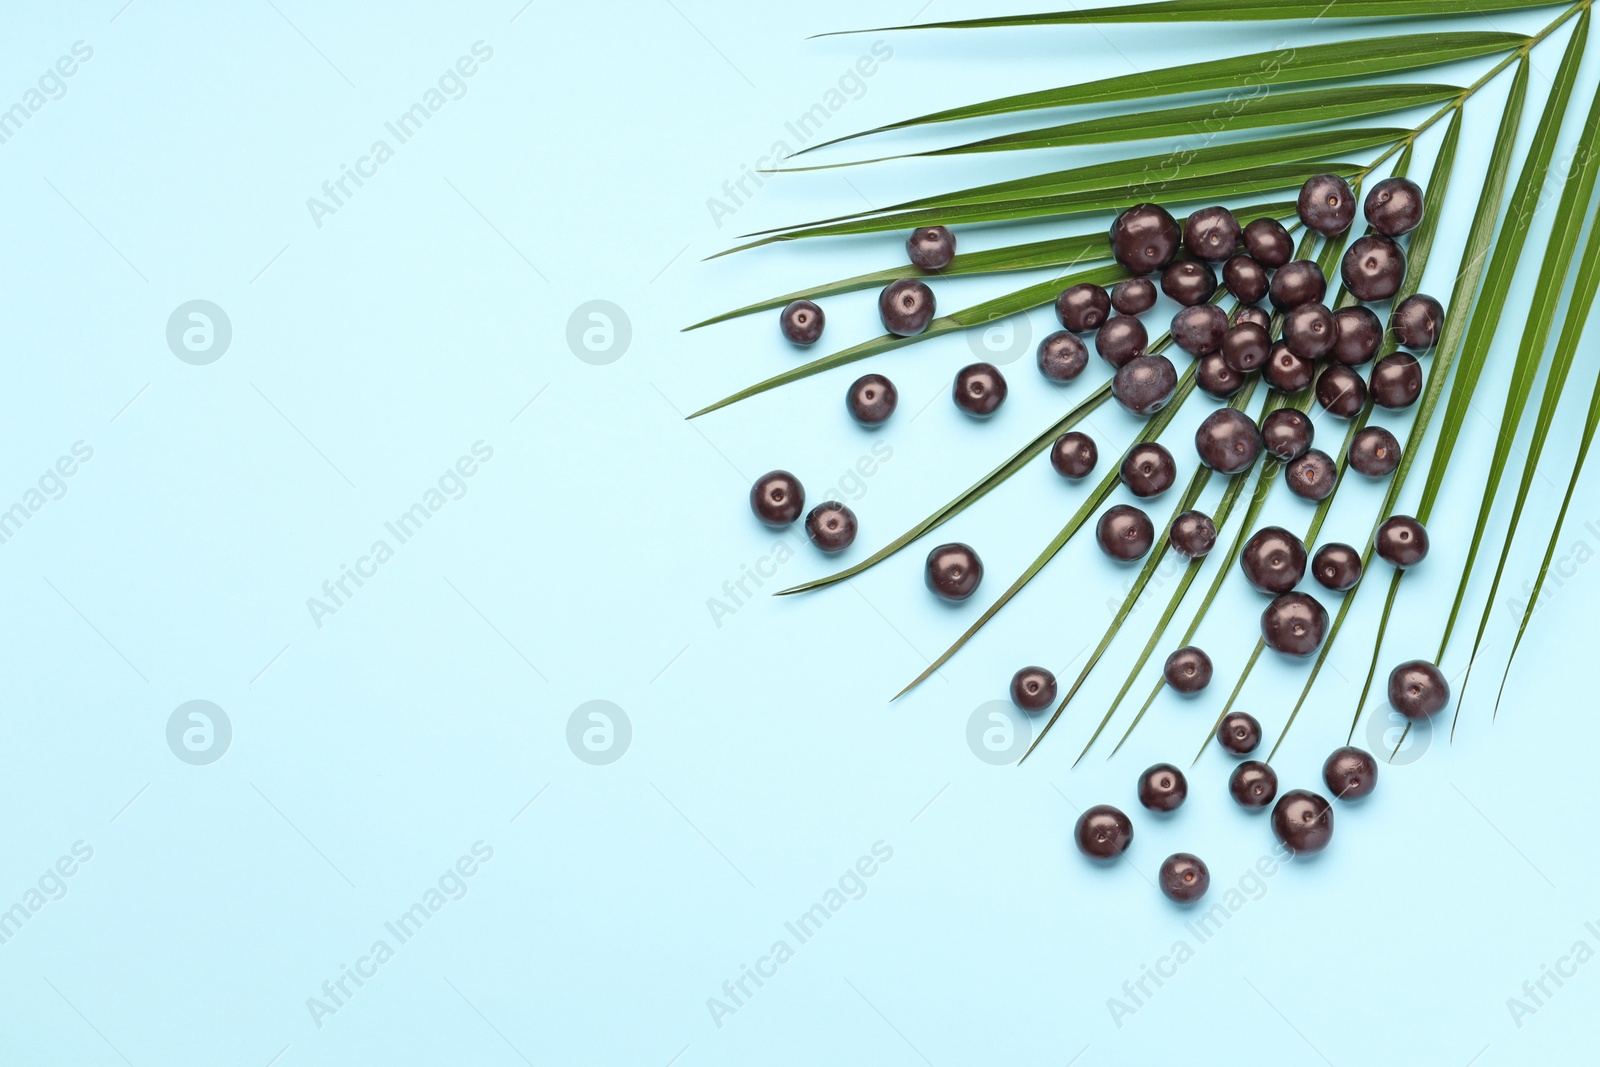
[2,2,1597,1064]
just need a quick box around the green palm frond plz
[690,0,1600,763]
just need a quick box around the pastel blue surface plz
[3,2,1598,1064]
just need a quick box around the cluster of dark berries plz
[748,469,858,554]
[1074,725,1382,903]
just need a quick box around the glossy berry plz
[1229,761,1278,809]
[1197,354,1246,398]
[1323,746,1379,800]
[1111,277,1157,315]
[805,502,857,553]
[1222,321,1271,374]
[779,300,825,345]
[1096,315,1149,368]
[1331,305,1384,366]
[1264,342,1315,392]
[1271,789,1334,854]
[1364,176,1424,237]
[1241,526,1307,594]
[1261,408,1314,462]
[1217,711,1262,755]
[1172,304,1230,357]
[1159,853,1210,903]
[1285,303,1338,361]
[1349,426,1401,477]
[1163,646,1213,694]
[1139,763,1189,812]
[750,470,804,527]
[1074,804,1134,861]
[1243,217,1294,268]
[1162,259,1218,307]
[1223,254,1269,303]
[1195,408,1261,474]
[1121,442,1177,498]
[907,225,956,271]
[925,543,983,601]
[1315,365,1367,419]
[1169,511,1218,559]
[1184,205,1241,261]
[1113,355,1178,416]
[1270,260,1327,310]
[1370,352,1422,409]
[1057,283,1112,332]
[1312,542,1363,592]
[1037,331,1090,382]
[1388,659,1449,719]
[1286,449,1337,501]
[1261,591,1329,657]
[1051,431,1098,479]
[1109,203,1180,273]
[879,279,935,336]
[953,362,1007,417]
[1391,294,1444,350]
[1097,504,1155,562]
[1342,235,1406,302]
[847,373,897,425]
[1010,666,1057,712]
[1375,515,1428,568]
[1299,173,1357,235]
[1235,305,1272,332]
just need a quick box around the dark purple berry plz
[907,226,956,270]
[1315,365,1367,419]
[1272,789,1334,854]
[1364,177,1424,237]
[1194,408,1261,474]
[1241,526,1307,594]
[1172,303,1229,356]
[879,279,935,336]
[1323,746,1379,800]
[1342,234,1406,302]
[1388,659,1448,719]
[1120,442,1177,498]
[1370,352,1422,409]
[1391,294,1444,350]
[1331,305,1383,366]
[1074,804,1133,860]
[1109,203,1180,273]
[1375,515,1428,568]
[1265,342,1315,392]
[1097,504,1155,562]
[1223,254,1269,303]
[1057,283,1112,332]
[1312,542,1363,592]
[1286,448,1337,501]
[1162,260,1218,307]
[1096,315,1148,368]
[1163,647,1213,694]
[1111,277,1157,315]
[1261,408,1314,462]
[1140,763,1189,811]
[750,471,804,527]
[1184,206,1241,261]
[1159,853,1210,903]
[1037,330,1090,382]
[1218,711,1262,755]
[1050,431,1098,479]
[1270,260,1327,310]
[1230,761,1278,809]
[780,300,824,345]
[1113,355,1178,416]
[926,543,983,601]
[1299,173,1357,235]
[953,362,1007,417]
[1169,511,1217,558]
[1261,591,1329,657]
[1349,426,1400,476]
[805,501,857,553]
[1011,666,1057,712]
[1243,217,1294,268]
[847,374,897,426]
[1197,354,1245,398]
[1222,321,1271,373]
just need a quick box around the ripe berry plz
[1364,177,1424,237]
[1243,217,1294,268]
[1370,352,1422,409]
[1342,235,1407,302]
[847,374,898,425]
[1120,442,1177,498]
[805,502,857,553]
[1261,408,1314,462]
[1331,305,1383,366]
[1050,431,1098,479]
[1349,426,1401,476]
[1270,260,1327,310]
[1113,355,1178,416]
[1169,511,1217,558]
[1171,303,1229,356]
[1096,315,1149,368]
[1098,504,1155,562]
[953,363,1007,417]
[780,300,825,345]
[1194,408,1261,474]
[1261,591,1329,657]
[1109,204,1180,273]
[1391,294,1444,350]
[1375,515,1429,568]
[1183,206,1241,261]
[926,543,983,601]
[1299,173,1357,235]
[1111,277,1157,315]
[1057,283,1112,332]
[1037,331,1090,382]
[1223,255,1269,303]
[1162,260,1218,307]
[1312,542,1363,592]
[879,279,936,336]
[1286,449,1337,501]
[1010,666,1057,712]
[1315,365,1367,418]
[907,226,956,270]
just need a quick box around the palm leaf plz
[800,32,1525,152]
[824,0,1563,33]
[782,88,1455,164]
[721,162,1363,253]
[1443,43,1600,696]
[1494,218,1600,711]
